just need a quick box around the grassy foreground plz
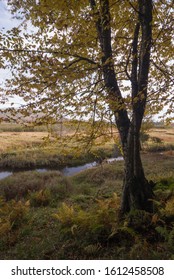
[0,153,174,260]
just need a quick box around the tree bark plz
[120,124,154,214]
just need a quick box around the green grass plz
[0,153,174,260]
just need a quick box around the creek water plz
[0,171,13,180]
[0,157,123,180]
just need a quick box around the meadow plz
[0,122,174,170]
[0,122,174,259]
[0,121,119,170]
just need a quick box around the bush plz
[0,197,29,237]
[29,189,51,207]
[140,131,150,145]
[53,193,120,242]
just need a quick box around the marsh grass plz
[0,137,114,170]
[0,124,173,170]
[0,152,174,259]
[0,171,72,203]
[0,122,48,132]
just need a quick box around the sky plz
[0,0,15,30]
[0,0,24,108]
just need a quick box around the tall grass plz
[0,171,72,203]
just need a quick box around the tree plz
[0,0,173,214]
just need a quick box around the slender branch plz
[0,48,98,65]
[127,0,142,15]
[151,60,173,78]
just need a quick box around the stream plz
[0,157,123,180]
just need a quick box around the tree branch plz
[0,48,98,65]
[131,22,140,99]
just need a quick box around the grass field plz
[0,122,174,260]
[0,131,47,152]
[149,127,174,144]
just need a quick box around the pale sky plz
[0,0,24,108]
[0,0,21,30]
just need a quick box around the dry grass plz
[0,132,48,152]
[149,128,174,144]
[0,121,116,153]
[0,126,173,151]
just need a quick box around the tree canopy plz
[1,0,173,123]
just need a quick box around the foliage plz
[155,177,174,191]
[2,0,173,122]
[140,131,150,148]
[165,197,174,216]
[155,224,174,256]
[53,193,120,242]
[146,143,174,153]
[29,189,51,207]
[124,209,152,231]
[0,197,29,238]
[52,190,174,259]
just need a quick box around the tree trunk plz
[120,122,154,214]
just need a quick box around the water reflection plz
[62,161,97,176]
[0,171,13,180]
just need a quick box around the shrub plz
[151,136,163,144]
[140,131,150,146]
[53,193,120,242]
[29,189,51,207]
[0,197,29,237]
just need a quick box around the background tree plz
[0,0,173,214]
